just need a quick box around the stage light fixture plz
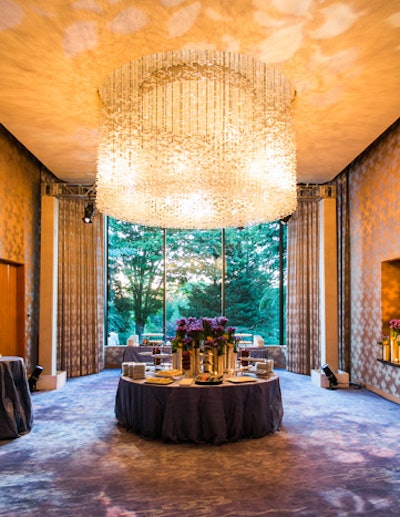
[321,363,338,389]
[82,202,95,224]
[28,365,44,392]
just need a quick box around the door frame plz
[0,259,25,358]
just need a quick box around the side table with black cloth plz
[239,347,269,359]
[123,345,172,363]
[0,356,33,440]
[115,374,283,444]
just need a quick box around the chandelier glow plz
[96,50,297,229]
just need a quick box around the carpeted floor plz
[1,368,399,516]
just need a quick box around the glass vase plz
[182,350,191,376]
[216,355,225,375]
[203,348,213,373]
[382,341,390,362]
[190,348,201,377]
[225,347,237,374]
[212,349,225,374]
[390,332,399,363]
[172,349,182,371]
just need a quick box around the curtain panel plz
[335,172,351,372]
[287,199,320,374]
[57,199,104,377]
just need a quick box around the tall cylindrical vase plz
[212,349,223,374]
[225,346,231,373]
[231,351,238,373]
[382,341,390,362]
[214,352,224,375]
[225,347,237,374]
[182,350,191,375]
[203,348,213,372]
[172,349,182,371]
[191,348,201,376]
[390,331,399,363]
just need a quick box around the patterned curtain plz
[286,199,320,374]
[335,172,351,372]
[57,199,104,377]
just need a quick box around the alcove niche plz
[381,258,400,335]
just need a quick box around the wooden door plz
[0,261,24,357]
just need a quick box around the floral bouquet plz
[387,319,400,363]
[387,319,400,334]
[171,317,204,352]
[202,317,239,355]
[171,316,239,355]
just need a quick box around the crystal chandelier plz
[96,50,297,229]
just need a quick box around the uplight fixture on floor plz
[28,365,44,392]
[321,363,339,389]
[96,50,297,229]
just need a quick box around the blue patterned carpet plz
[1,368,399,516]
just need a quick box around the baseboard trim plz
[363,383,400,405]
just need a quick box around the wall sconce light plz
[321,363,338,389]
[82,202,95,224]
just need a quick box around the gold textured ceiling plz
[0,0,399,184]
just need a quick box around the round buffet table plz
[115,373,283,444]
[0,356,33,440]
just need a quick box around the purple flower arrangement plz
[387,319,400,333]
[171,316,239,355]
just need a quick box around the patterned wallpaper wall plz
[348,120,400,400]
[0,125,41,371]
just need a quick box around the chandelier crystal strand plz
[96,50,297,229]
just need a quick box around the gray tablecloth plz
[115,374,283,444]
[0,356,33,440]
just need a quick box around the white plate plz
[227,376,257,383]
[178,378,194,386]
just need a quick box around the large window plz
[107,220,286,345]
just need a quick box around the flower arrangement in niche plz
[387,319,400,335]
[386,319,400,363]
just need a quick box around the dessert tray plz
[155,369,181,378]
[145,377,174,385]
[195,373,223,385]
[227,376,257,383]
